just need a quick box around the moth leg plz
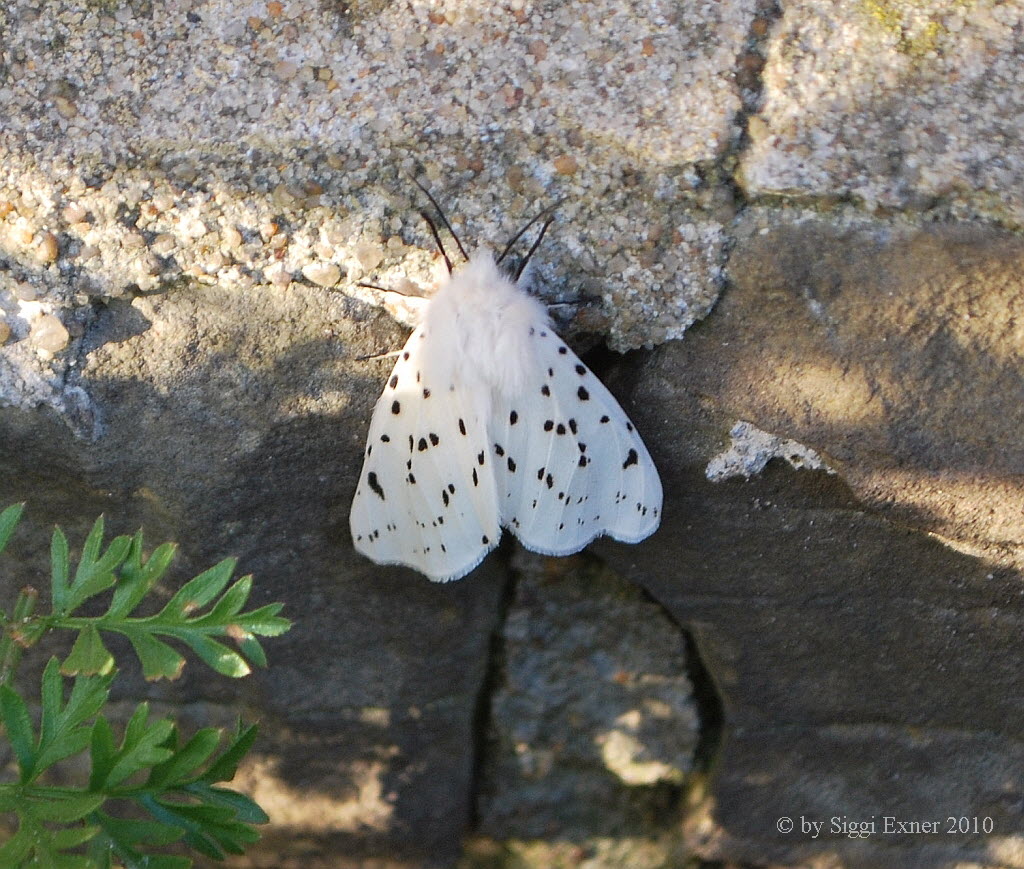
[355,349,402,362]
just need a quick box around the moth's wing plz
[350,325,500,582]
[490,326,662,555]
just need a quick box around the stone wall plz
[2,0,1023,866]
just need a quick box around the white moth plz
[349,221,662,582]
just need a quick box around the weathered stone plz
[301,262,342,287]
[595,215,1024,867]
[2,0,1023,864]
[35,232,59,264]
[29,313,70,353]
[740,1,1024,224]
[0,283,505,865]
[476,553,697,852]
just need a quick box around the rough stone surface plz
[595,214,1024,868]
[0,0,749,400]
[706,419,834,481]
[0,285,506,867]
[740,0,1024,224]
[473,553,696,863]
[708,213,1024,566]
[2,0,1024,866]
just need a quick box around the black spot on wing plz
[495,443,505,456]
[558,346,568,354]
[418,437,428,451]
[568,418,578,434]
[510,410,518,425]
[391,400,401,414]
[556,423,566,435]
[380,434,390,443]
[507,457,517,472]
[600,415,610,423]
[458,418,467,435]
[623,449,639,469]
[544,420,554,432]
[577,386,589,401]
[429,433,440,446]
[541,385,551,397]
[423,388,431,398]
[367,472,385,500]
[389,375,398,389]
[575,364,586,375]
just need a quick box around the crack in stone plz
[466,542,517,832]
[681,2,785,330]
[724,0,784,211]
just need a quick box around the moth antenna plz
[357,281,419,298]
[514,214,555,282]
[497,199,565,266]
[411,176,469,263]
[419,209,454,275]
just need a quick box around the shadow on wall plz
[0,264,508,864]
[707,222,1024,553]
[595,218,1024,867]
[5,212,1024,866]
[2,40,1024,854]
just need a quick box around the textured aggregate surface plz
[740,0,1024,222]
[0,0,756,417]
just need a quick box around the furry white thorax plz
[419,251,550,402]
